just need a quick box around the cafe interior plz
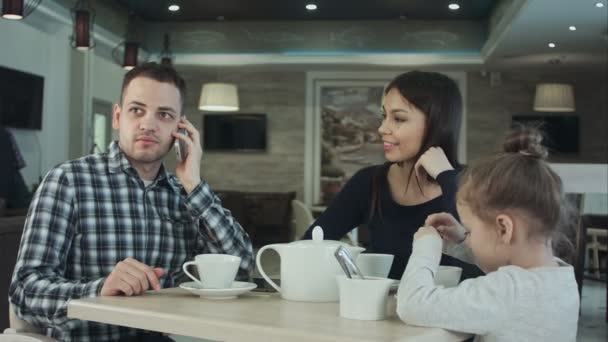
[0,0,606,341]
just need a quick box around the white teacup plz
[435,265,462,287]
[356,253,394,278]
[182,254,241,289]
[336,275,394,321]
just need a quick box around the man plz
[9,63,254,341]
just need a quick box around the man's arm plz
[9,167,105,328]
[185,181,254,280]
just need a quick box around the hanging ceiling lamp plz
[2,0,41,20]
[112,12,145,70]
[159,33,173,66]
[199,83,239,112]
[533,83,575,112]
[71,0,95,51]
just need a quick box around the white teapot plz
[256,226,365,302]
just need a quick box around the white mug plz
[435,266,462,287]
[356,253,394,278]
[182,254,241,289]
[336,275,394,321]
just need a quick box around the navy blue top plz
[302,163,481,280]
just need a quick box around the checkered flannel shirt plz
[9,141,254,341]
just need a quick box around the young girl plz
[397,128,580,341]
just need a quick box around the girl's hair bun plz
[503,126,548,159]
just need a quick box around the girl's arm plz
[397,232,512,335]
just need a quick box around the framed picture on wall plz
[317,84,385,204]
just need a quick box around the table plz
[68,289,471,342]
[581,214,608,322]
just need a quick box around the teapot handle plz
[256,244,282,293]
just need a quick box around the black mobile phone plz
[174,128,188,162]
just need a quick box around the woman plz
[302,71,481,280]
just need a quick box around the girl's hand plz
[414,226,440,241]
[425,212,467,244]
[414,146,454,180]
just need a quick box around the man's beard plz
[131,144,171,163]
[121,139,172,164]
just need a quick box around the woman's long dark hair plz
[369,71,463,221]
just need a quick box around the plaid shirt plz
[9,141,254,341]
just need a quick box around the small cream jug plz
[256,226,365,302]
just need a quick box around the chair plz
[586,228,607,279]
[291,199,314,241]
[291,200,358,246]
[580,214,608,323]
[564,193,585,297]
[1,304,56,342]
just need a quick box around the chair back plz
[563,193,585,296]
[291,200,314,240]
[0,333,57,342]
[8,305,43,336]
[3,305,55,341]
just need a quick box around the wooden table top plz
[68,288,470,342]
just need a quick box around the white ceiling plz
[20,0,608,68]
[487,0,608,66]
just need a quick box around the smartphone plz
[174,128,188,162]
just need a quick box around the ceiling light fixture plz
[548,43,556,48]
[448,3,460,10]
[70,0,95,51]
[1,0,41,20]
[199,83,239,112]
[168,4,180,12]
[159,33,173,66]
[534,83,575,112]
[569,26,576,31]
[112,12,146,70]
[595,2,604,8]
[306,4,317,11]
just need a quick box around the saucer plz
[180,281,257,299]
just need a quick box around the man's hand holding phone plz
[172,117,203,194]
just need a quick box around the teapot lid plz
[289,226,353,248]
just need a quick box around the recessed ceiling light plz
[569,26,577,31]
[306,4,318,11]
[168,4,180,12]
[448,3,460,10]
[595,2,605,8]
[548,43,556,48]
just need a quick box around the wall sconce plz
[533,83,575,112]
[199,83,239,112]
[71,0,95,51]
[2,0,41,20]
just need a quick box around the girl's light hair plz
[458,127,576,261]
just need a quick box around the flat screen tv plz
[511,115,579,154]
[203,113,267,151]
[0,66,44,130]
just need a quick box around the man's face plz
[112,77,181,164]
